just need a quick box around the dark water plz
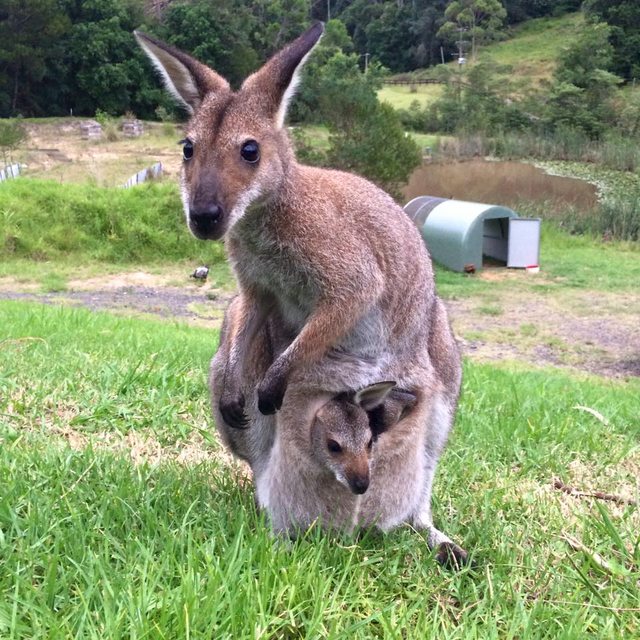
[403,160,598,212]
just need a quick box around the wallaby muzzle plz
[188,172,226,239]
[188,203,224,240]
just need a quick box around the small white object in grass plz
[191,266,209,281]
[526,265,540,273]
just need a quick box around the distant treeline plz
[1,0,591,119]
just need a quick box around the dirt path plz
[1,272,638,379]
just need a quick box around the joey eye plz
[367,438,373,451]
[180,138,194,161]
[240,139,260,164]
[327,439,342,454]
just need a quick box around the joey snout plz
[347,473,370,495]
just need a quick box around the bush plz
[0,119,28,166]
[327,103,422,198]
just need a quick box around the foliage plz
[437,0,507,61]
[0,0,71,116]
[0,179,222,264]
[586,0,640,81]
[0,118,27,165]
[294,46,421,195]
[424,61,530,135]
[544,22,622,138]
[160,0,260,90]
[504,0,582,24]
[327,101,422,197]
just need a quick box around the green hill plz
[379,12,585,109]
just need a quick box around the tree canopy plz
[1,0,604,118]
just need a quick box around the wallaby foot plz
[435,541,469,570]
[421,520,469,570]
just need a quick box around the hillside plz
[379,12,585,109]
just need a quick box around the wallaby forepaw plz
[219,393,250,429]
[435,542,469,570]
[257,389,282,415]
[257,373,287,415]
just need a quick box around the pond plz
[403,160,598,213]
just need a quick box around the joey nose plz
[189,204,224,239]
[349,475,370,495]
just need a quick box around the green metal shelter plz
[404,196,524,272]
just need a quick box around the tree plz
[585,0,640,81]
[294,48,421,196]
[0,119,27,166]
[162,0,260,89]
[545,21,622,137]
[0,0,70,116]
[437,0,507,61]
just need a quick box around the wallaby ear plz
[241,22,324,127]
[134,31,230,114]
[354,381,396,412]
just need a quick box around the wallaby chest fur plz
[227,164,434,371]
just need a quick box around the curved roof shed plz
[404,196,519,273]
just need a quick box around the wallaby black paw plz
[257,390,282,415]
[219,394,249,429]
[435,541,469,570]
[257,376,286,415]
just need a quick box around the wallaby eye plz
[327,439,342,454]
[180,138,194,161]
[240,139,260,164]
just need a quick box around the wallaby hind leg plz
[210,296,276,471]
[411,393,468,570]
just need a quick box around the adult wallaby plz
[210,297,467,566]
[137,24,465,563]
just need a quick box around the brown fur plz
[139,24,466,563]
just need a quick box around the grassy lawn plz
[1,301,638,638]
[378,84,443,110]
[481,12,584,83]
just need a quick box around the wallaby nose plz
[349,475,370,495]
[189,204,223,239]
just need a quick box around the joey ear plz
[241,22,324,127]
[366,388,418,438]
[134,31,230,114]
[354,381,396,412]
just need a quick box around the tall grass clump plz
[579,191,640,241]
[516,192,640,243]
[439,130,640,172]
[0,179,222,264]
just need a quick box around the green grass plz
[1,301,639,637]
[407,132,443,150]
[0,179,224,266]
[378,84,443,110]
[481,13,584,82]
